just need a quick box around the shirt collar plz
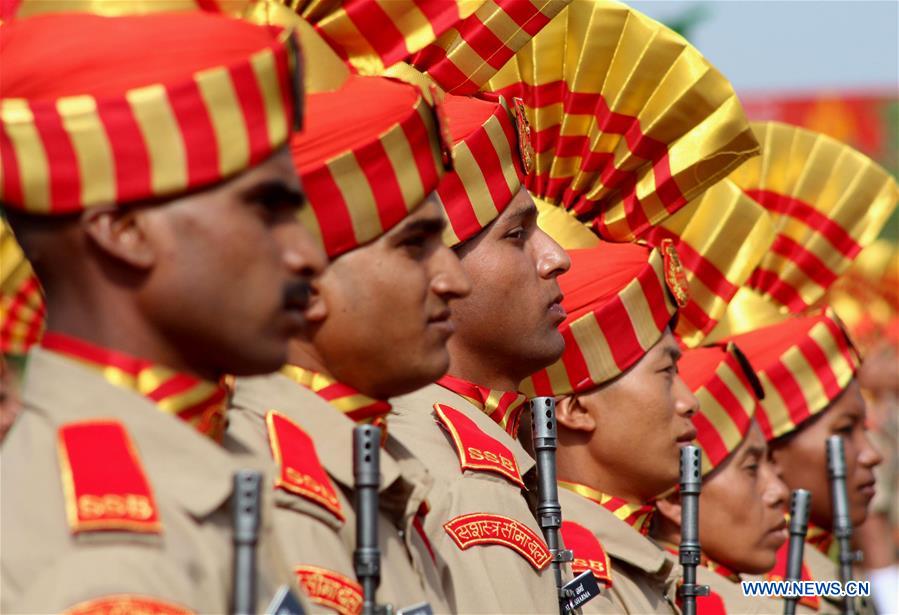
[280,365,392,435]
[437,374,527,437]
[41,331,227,442]
[806,522,838,562]
[559,480,655,536]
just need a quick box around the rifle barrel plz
[783,489,811,615]
[353,425,382,615]
[231,470,263,615]
[826,435,857,615]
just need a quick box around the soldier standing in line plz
[652,342,789,614]
[0,9,324,613]
[523,241,698,615]
[226,61,470,611]
[387,1,760,610]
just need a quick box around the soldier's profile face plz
[136,147,327,377]
[698,422,789,574]
[446,188,571,382]
[770,379,882,528]
[299,196,471,399]
[574,331,699,501]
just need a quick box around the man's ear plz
[655,491,682,526]
[555,394,597,433]
[82,206,156,270]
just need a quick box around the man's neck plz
[45,304,215,381]
[445,352,522,392]
[285,340,329,376]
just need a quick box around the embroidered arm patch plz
[443,513,551,570]
[62,595,194,614]
[57,421,161,534]
[561,521,613,587]
[295,565,362,615]
[266,410,344,522]
[433,404,524,487]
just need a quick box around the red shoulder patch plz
[561,521,613,587]
[266,410,344,522]
[295,565,362,615]
[443,513,551,570]
[767,541,820,610]
[63,595,193,614]
[433,404,524,487]
[57,421,161,534]
[693,591,728,615]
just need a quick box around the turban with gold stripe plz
[0,217,43,355]
[523,241,683,397]
[481,0,760,242]
[0,10,302,213]
[723,310,860,442]
[728,121,898,314]
[436,92,527,246]
[679,342,765,474]
[705,123,897,442]
[290,73,449,257]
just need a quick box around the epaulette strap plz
[265,410,344,522]
[57,421,161,535]
[433,403,523,487]
[560,521,613,587]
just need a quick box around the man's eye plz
[744,463,759,475]
[505,228,526,241]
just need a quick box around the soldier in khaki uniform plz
[0,10,324,613]
[386,88,581,612]
[227,64,470,611]
[652,343,789,615]
[521,242,698,615]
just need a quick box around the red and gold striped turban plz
[722,310,860,442]
[290,74,448,257]
[0,10,302,213]
[481,0,759,242]
[0,218,43,355]
[523,242,682,397]
[679,342,764,474]
[436,93,526,246]
[729,121,898,313]
[411,0,572,95]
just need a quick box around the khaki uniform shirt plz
[560,488,681,614]
[227,373,446,613]
[695,566,781,614]
[390,384,580,614]
[1,348,302,615]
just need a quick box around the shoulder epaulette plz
[433,403,523,487]
[693,591,728,615]
[444,512,551,570]
[63,595,194,615]
[766,542,820,610]
[266,410,344,522]
[294,565,362,615]
[560,521,613,587]
[57,420,161,535]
